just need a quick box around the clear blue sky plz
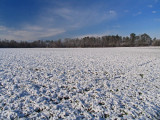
[0,0,160,41]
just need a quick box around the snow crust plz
[0,47,160,119]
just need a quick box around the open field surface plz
[0,47,160,119]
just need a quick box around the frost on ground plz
[0,47,160,119]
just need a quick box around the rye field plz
[0,47,160,119]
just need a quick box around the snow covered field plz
[0,47,160,119]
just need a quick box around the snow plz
[0,47,160,119]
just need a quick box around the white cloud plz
[109,10,116,15]
[0,2,118,41]
[49,7,117,29]
[152,11,157,13]
[0,25,65,41]
[148,5,153,8]
[124,10,129,13]
[154,0,159,3]
[25,26,43,31]
[133,11,142,16]
[55,8,73,21]
[0,26,7,31]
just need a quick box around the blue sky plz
[0,0,160,41]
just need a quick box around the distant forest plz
[0,33,160,48]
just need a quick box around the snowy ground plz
[0,47,160,119]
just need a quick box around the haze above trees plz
[0,33,160,48]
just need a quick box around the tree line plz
[0,33,160,48]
